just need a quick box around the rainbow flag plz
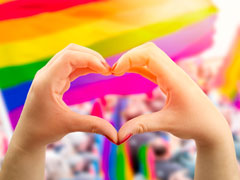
[215,28,240,103]
[0,0,217,129]
[103,97,134,180]
[138,144,158,179]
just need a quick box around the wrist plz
[0,138,46,180]
[194,133,240,180]
[195,127,233,150]
[10,124,46,154]
[195,113,233,149]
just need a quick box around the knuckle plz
[33,68,44,86]
[127,55,133,68]
[144,42,158,56]
[90,120,99,134]
[31,69,50,95]
[121,53,128,60]
[144,42,157,49]
[66,43,77,49]
[136,122,147,134]
[121,53,133,67]
[30,77,44,95]
[91,124,97,133]
[34,68,43,78]
[61,50,74,61]
[143,43,159,64]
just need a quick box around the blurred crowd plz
[0,56,240,180]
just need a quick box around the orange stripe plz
[0,0,13,4]
[0,0,213,44]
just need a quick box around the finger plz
[69,68,98,81]
[64,43,109,68]
[128,67,157,84]
[128,67,168,94]
[66,112,118,144]
[112,42,195,93]
[118,110,171,145]
[44,43,111,71]
[112,42,172,75]
[37,50,111,95]
[42,45,72,70]
[49,50,110,81]
[111,48,148,76]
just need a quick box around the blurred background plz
[0,0,240,179]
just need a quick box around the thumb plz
[118,110,171,145]
[66,112,118,144]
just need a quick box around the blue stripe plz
[1,74,119,112]
[2,81,32,111]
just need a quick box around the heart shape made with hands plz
[52,42,188,146]
[65,42,172,145]
[30,42,205,148]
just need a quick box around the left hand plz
[112,42,232,147]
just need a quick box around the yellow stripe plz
[0,1,215,68]
[124,144,133,179]
[0,20,136,67]
[220,36,240,98]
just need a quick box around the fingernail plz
[100,62,111,75]
[112,62,118,71]
[117,133,132,145]
[101,61,110,70]
[100,58,107,64]
[106,135,116,144]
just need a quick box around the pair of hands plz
[14,42,230,150]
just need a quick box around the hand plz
[112,42,240,179]
[112,43,240,180]
[13,43,118,151]
[112,42,231,147]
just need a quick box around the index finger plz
[35,50,110,96]
[44,43,110,70]
[112,42,197,94]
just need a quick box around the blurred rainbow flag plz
[215,28,240,106]
[0,0,217,129]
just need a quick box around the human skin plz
[0,44,118,180]
[0,43,239,180]
[112,42,240,180]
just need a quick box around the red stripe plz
[0,0,103,21]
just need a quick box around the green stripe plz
[138,145,149,178]
[0,6,217,89]
[116,145,125,179]
[0,60,48,89]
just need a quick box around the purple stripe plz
[173,28,214,60]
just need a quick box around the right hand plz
[12,43,118,151]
